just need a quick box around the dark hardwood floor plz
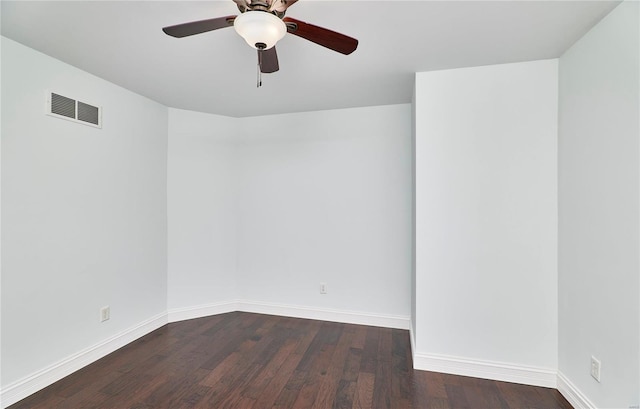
[9,312,572,409]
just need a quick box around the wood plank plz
[424,371,451,398]
[351,372,375,409]
[239,335,299,400]
[290,343,337,408]
[359,327,380,374]
[272,369,308,409]
[311,328,354,408]
[251,322,320,408]
[333,379,357,409]
[426,397,453,409]
[445,384,471,409]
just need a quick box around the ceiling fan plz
[162,0,358,85]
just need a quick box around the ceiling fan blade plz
[283,17,358,55]
[269,0,299,14]
[258,47,279,73]
[162,16,236,38]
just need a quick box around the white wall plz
[414,60,559,384]
[236,105,413,319]
[0,16,4,392]
[167,109,238,311]
[411,87,417,348]
[167,105,413,322]
[558,1,640,408]
[1,37,168,387]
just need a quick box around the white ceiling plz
[1,0,620,117]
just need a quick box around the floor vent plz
[47,92,102,128]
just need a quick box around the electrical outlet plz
[320,282,327,294]
[590,356,601,382]
[100,306,110,322]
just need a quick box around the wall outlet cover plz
[100,306,110,322]
[590,356,601,382]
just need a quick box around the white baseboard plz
[0,312,168,409]
[167,299,410,330]
[409,321,417,365]
[412,352,557,388]
[557,371,596,409]
[236,299,411,330]
[167,300,238,323]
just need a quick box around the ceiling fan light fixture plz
[234,11,286,50]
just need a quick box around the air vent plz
[47,92,102,128]
[51,93,76,119]
[78,101,100,126]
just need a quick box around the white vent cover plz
[47,92,102,128]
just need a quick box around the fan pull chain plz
[257,63,262,88]
[256,49,263,88]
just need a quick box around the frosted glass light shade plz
[234,11,286,50]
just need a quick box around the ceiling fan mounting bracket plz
[236,1,289,18]
[249,3,269,12]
